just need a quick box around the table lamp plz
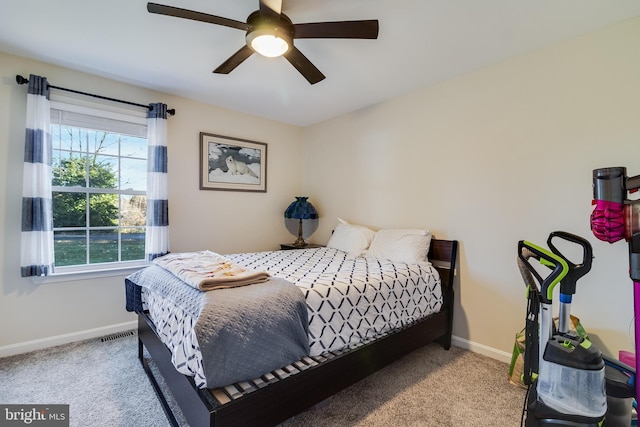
[284,196,318,248]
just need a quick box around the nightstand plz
[280,243,324,250]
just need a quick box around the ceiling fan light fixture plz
[250,33,289,57]
[247,28,291,57]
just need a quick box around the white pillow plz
[326,219,376,257]
[366,228,432,264]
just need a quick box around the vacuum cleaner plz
[519,231,637,426]
[546,231,593,336]
[518,237,607,426]
[591,166,640,423]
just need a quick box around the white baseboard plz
[0,321,137,358]
[1,325,511,363]
[452,335,512,364]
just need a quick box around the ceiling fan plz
[147,1,379,84]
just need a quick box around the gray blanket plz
[126,266,310,388]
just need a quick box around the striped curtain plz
[145,103,170,261]
[20,75,54,277]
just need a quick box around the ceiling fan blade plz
[259,0,282,17]
[147,2,250,31]
[294,20,379,39]
[213,45,255,74]
[284,47,325,85]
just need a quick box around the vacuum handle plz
[547,231,593,296]
[518,240,569,304]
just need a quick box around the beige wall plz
[2,17,639,360]
[0,52,302,351]
[302,17,640,359]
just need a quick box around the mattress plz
[141,247,443,387]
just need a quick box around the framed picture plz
[199,132,267,192]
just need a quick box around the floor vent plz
[101,330,135,342]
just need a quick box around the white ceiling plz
[2,0,639,126]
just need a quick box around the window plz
[50,100,148,272]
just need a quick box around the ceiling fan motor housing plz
[246,11,294,56]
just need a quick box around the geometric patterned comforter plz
[141,247,442,388]
[228,247,443,355]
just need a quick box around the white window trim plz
[31,261,149,284]
[42,96,149,282]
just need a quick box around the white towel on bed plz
[153,250,270,291]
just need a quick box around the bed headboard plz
[428,238,458,291]
[428,238,458,349]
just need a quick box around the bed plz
[128,232,458,427]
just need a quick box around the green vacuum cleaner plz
[518,238,607,426]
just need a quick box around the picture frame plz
[199,132,267,192]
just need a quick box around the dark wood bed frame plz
[137,238,458,427]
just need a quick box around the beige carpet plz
[0,332,526,426]
[286,343,526,427]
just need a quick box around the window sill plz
[30,262,148,284]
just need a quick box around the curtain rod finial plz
[16,75,29,85]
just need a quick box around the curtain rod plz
[15,74,175,116]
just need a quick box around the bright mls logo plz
[1,405,69,426]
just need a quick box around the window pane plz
[54,230,87,266]
[88,193,118,227]
[53,191,86,227]
[66,127,91,152]
[121,195,147,227]
[84,129,111,155]
[51,124,64,150]
[89,230,118,263]
[120,158,146,191]
[122,228,146,261]
[91,132,120,156]
[121,135,147,159]
[52,125,75,151]
[90,155,118,189]
[53,155,88,188]
[52,150,63,184]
